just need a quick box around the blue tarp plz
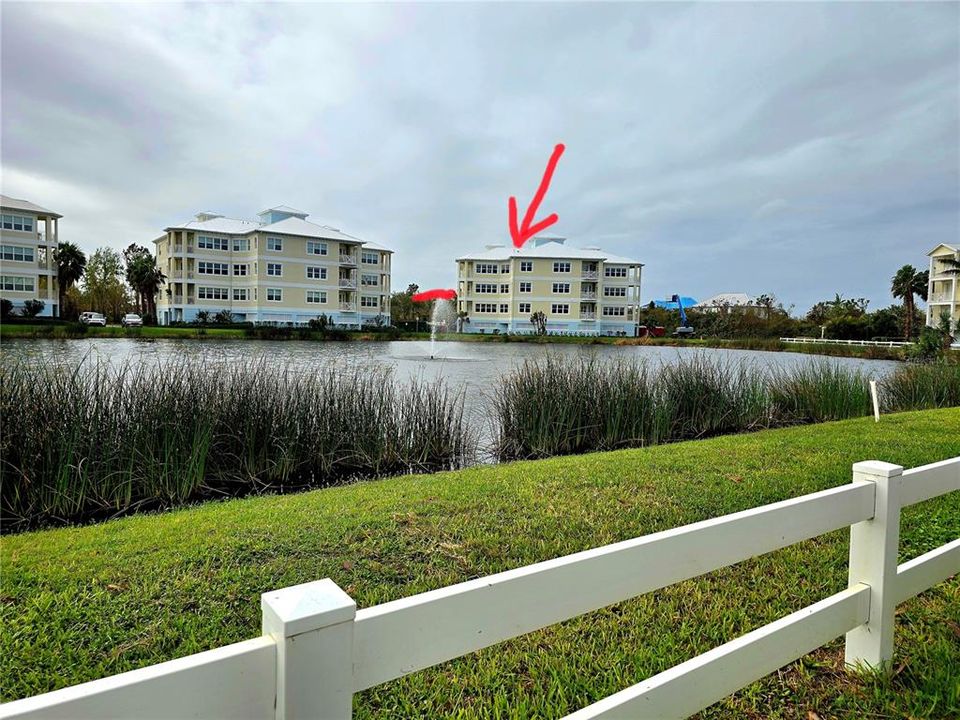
[653,297,698,310]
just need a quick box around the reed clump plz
[493,355,960,460]
[1,357,472,531]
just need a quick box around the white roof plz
[260,205,309,217]
[161,209,392,251]
[0,194,62,218]
[695,293,755,308]
[457,237,641,264]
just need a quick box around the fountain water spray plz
[429,299,456,358]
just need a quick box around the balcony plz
[581,271,598,280]
[186,246,195,254]
[339,303,356,312]
[174,245,183,253]
[581,312,597,320]
[173,295,184,304]
[581,291,597,300]
[928,292,957,304]
[339,255,356,266]
[339,279,357,289]
[187,297,196,305]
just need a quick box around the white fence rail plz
[3,458,958,720]
[779,336,913,347]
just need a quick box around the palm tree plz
[54,242,87,319]
[126,252,166,321]
[891,265,929,340]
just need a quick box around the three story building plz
[456,236,643,335]
[926,243,959,333]
[155,206,392,326]
[0,195,62,317]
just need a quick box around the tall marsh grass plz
[493,356,960,460]
[1,358,472,530]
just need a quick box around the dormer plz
[195,212,223,222]
[533,236,565,247]
[258,205,309,225]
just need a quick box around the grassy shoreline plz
[2,409,958,717]
[0,321,932,361]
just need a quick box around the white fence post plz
[844,461,902,672]
[262,579,356,720]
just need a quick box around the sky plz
[2,2,957,314]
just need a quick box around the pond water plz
[1,338,898,421]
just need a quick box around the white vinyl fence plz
[779,337,913,347]
[3,458,958,720]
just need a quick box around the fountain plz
[428,299,456,358]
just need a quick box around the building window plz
[603,286,627,297]
[499,303,509,313]
[518,302,531,313]
[198,286,229,300]
[0,245,34,262]
[1,214,34,232]
[604,266,627,278]
[197,236,229,251]
[307,266,327,280]
[519,282,532,293]
[267,263,282,277]
[267,236,283,251]
[500,284,510,293]
[500,264,510,274]
[520,261,533,272]
[361,295,378,308]
[233,289,249,301]
[476,263,499,274]
[232,238,250,252]
[307,241,328,256]
[552,282,570,294]
[475,303,498,313]
[233,264,248,276]
[1,275,35,291]
[306,291,327,304]
[551,303,570,314]
[361,251,379,265]
[267,288,282,302]
[602,306,627,316]
[475,283,497,294]
[553,262,571,273]
[361,274,378,287]
[198,261,228,275]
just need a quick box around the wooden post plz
[844,461,902,672]
[262,579,356,720]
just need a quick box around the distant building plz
[154,206,392,326]
[456,236,643,335]
[926,243,959,332]
[0,195,62,317]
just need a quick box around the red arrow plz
[509,143,565,248]
[412,289,456,302]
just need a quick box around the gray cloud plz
[2,1,957,312]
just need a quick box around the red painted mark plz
[412,289,457,302]
[509,143,565,248]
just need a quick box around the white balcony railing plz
[581,312,597,320]
[581,271,598,280]
[928,292,956,303]
[339,255,357,266]
[339,279,357,289]
[581,292,597,300]
[187,297,196,305]
[339,303,356,312]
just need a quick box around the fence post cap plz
[852,461,903,478]
[262,578,356,637]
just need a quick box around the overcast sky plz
[3,2,957,313]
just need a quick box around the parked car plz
[121,313,143,327]
[78,312,107,327]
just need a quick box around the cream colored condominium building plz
[0,195,62,317]
[926,243,959,333]
[155,206,392,326]
[456,236,643,335]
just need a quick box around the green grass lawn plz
[2,409,959,718]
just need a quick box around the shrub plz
[213,309,234,324]
[0,299,13,318]
[21,299,45,318]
